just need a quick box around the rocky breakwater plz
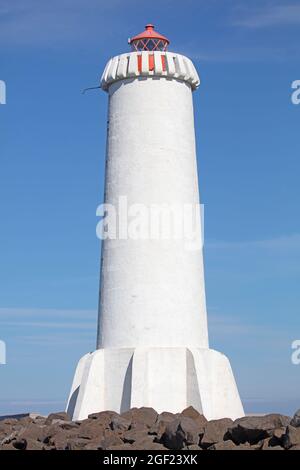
[1,407,300,451]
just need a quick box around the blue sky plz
[1,0,300,416]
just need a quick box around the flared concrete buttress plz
[67,347,244,421]
[66,32,244,421]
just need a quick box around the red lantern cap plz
[129,24,170,51]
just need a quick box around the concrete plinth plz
[67,347,244,421]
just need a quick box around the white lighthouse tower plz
[67,24,244,421]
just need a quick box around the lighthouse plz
[67,24,244,421]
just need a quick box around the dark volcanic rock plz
[123,429,149,444]
[66,438,90,450]
[18,423,46,442]
[121,407,158,429]
[161,417,201,449]
[99,432,124,450]
[25,438,44,450]
[209,441,252,450]
[282,425,300,449]
[291,409,300,428]
[208,440,237,450]
[45,412,70,425]
[83,438,104,450]
[12,439,27,450]
[87,411,118,426]
[268,427,286,447]
[131,436,166,450]
[77,421,106,440]
[110,415,131,432]
[181,406,207,428]
[0,443,17,451]
[157,411,179,422]
[228,414,291,445]
[46,429,79,450]
[0,407,298,451]
[148,412,180,438]
[200,418,233,449]
[106,443,132,450]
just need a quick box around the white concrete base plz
[66,347,244,421]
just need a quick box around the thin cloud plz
[233,4,300,28]
[2,321,95,330]
[206,233,300,251]
[187,45,287,63]
[0,0,126,46]
[0,307,97,319]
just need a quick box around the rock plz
[110,416,131,432]
[106,443,133,450]
[157,412,179,422]
[261,438,272,450]
[78,421,106,440]
[45,412,70,425]
[0,419,18,426]
[187,444,202,450]
[210,442,253,450]
[268,427,286,447]
[0,442,17,451]
[87,411,118,425]
[0,425,14,441]
[12,439,27,450]
[42,423,64,443]
[66,438,90,450]
[46,431,71,450]
[181,407,207,428]
[209,442,252,450]
[148,420,169,439]
[264,445,284,451]
[291,409,300,428]
[45,427,81,450]
[0,431,18,445]
[161,417,200,449]
[123,429,149,444]
[0,407,293,451]
[282,425,300,449]
[83,439,104,450]
[236,443,253,450]
[200,418,233,449]
[18,423,46,442]
[99,431,124,450]
[33,416,47,425]
[148,412,178,437]
[228,414,290,445]
[26,438,44,450]
[131,437,166,450]
[18,417,34,426]
[121,407,158,429]
[58,421,79,430]
[208,440,238,450]
[130,421,148,431]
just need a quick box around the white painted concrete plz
[101,51,200,91]
[67,347,244,421]
[97,74,208,350]
[67,50,245,421]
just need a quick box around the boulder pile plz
[0,407,299,450]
